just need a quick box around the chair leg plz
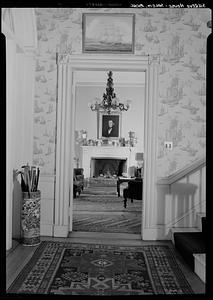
[124,197,127,208]
[131,198,133,203]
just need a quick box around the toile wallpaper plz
[33,8,210,177]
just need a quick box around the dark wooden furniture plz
[123,178,143,208]
[117,177,136,197]
[73,168,84,198]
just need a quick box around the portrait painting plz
[82,13,135,53]
[98,111,121,139]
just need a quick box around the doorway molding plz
[54,54,159,239]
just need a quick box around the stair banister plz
[157,157,206,186]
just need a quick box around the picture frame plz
[82,13,135,53]
[97,110,122,140]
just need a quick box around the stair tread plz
[171,227,200,233]
[174,232,205,270]
[193,253,206,264]
[174,232,206,254]
[193,253,206,283]
[170,227,200,245]
[171,213,206,272]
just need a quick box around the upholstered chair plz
[123,178,143,208]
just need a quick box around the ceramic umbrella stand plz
[21,190,41,246]
[19,164,41,246]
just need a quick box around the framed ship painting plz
[83,13,135,53]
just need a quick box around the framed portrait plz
[98,111,121,140]
[82,13,135,53]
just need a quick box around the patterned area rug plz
[7,242,194,295]
[73,213,142,234]
[74,195,141,212]
[73,195,142,233]
[82,178,122,195]
[85,177,117,187]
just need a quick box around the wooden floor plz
[6,234,205,294]
[73,183,142,234]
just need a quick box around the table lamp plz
[135,152,143,177]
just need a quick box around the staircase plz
[157,157,206,283]
[171,213,206,283]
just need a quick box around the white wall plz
[11,51,36,239]
[3,8,37,249]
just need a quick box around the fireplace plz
[91,158,127,178]
[80,146,138,178]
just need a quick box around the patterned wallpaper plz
[33,8,211,177]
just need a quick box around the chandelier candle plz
[89,71,130,114]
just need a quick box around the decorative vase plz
[21,190,41,246]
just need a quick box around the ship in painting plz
[86,22,132,52]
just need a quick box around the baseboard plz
[40,224,53,236]
[53,225,69,237]
[142,226,170,240]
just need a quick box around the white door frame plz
[54,54,159,239]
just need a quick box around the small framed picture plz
[98,111,121,139]
[82,13,135,53]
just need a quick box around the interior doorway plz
[72,70,145,234]
[54,54,159,240]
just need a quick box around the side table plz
[117,177,136,197]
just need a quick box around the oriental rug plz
[73,194,142,233]
[74,195,141,212]
[82,178,119,195]
[73,212,141,234]
[85,177,117,187]
[7,242,194,295]
[82,186,117,195]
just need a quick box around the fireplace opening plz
[91,158,127,178]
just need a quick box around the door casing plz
[54,54,159,239]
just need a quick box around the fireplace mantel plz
[80,146,138,178]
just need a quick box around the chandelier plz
[89,71,130,114]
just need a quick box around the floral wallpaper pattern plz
[33,8,210,177]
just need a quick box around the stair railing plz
[157,156,206,229]
[157,157,206,186]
